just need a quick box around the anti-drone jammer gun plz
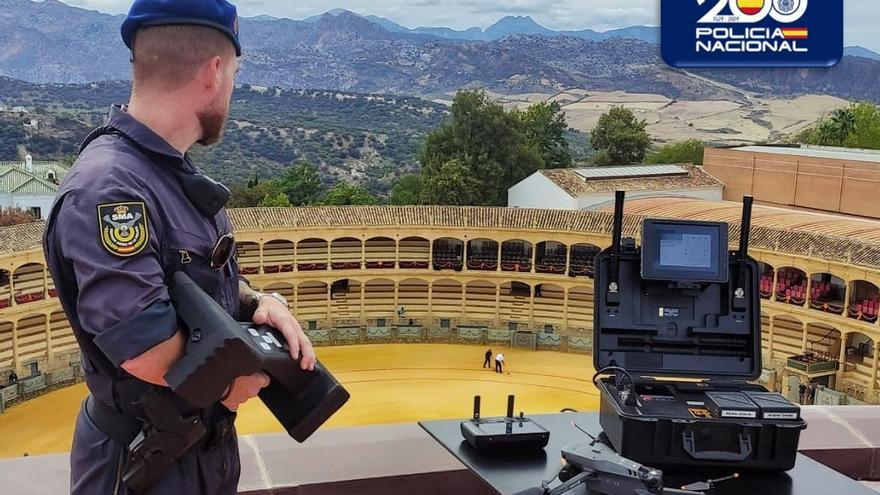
[165,271,350,442]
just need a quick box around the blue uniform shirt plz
[44,105,240,414]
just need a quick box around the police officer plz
[42,1,317,493]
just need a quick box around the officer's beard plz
[196,98,228,146]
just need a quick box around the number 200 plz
[697,0,809,24]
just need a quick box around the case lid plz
[593,230,762,381]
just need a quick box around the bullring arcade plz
[1,200,879,412]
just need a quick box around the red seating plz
[0,298,9,309]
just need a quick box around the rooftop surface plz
[733,145,880,163]
[2,203,879,270]
[539,164,722,197]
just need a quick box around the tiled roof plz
[539,164,722,197]
[0,204,878,270]
[0,221,45,253]
[0,168,58,195]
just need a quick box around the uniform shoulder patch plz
[97,202,150,257]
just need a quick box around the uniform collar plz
[108,105,190,166]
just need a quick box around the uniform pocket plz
[163,229,222,298]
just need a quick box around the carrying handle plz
[682,430,752,461]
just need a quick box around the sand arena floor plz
[0,344,599,458]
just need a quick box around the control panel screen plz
[659,233,713,269]
[642,220,728,283]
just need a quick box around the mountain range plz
[1,0,880,102]
[302,9,661,43]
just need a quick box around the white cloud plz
[58,0,879,51]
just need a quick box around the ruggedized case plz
[592,195,806,471]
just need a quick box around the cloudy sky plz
[60,0,880,52]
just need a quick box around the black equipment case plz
[593,192,806,471]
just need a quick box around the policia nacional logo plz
[98,202,149,257]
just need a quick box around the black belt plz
[84,395,234,451]
[85,395,141,447]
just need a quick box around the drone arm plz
[663,488,705,495]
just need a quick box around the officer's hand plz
[253,298,317,371]
[222,372,270,412]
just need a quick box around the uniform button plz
[221,461,228,472]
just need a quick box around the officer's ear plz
[200,56,224,91]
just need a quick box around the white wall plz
[0,194,55,219]
[507,173,576,210]
[577,187,724,211]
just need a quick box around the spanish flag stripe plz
[782,28,809,39]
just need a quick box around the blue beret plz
[121,0,242,56]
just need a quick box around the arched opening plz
[431,279,463,318]
[758,262,774,300]
[432,238,463,271]
[534,283,565,325]
[567,286,593,331]
[329,279,361,323]
[236,242,261,275]
[775,267,806,307]
[330,237,362,270]
[297,239,328,271]
[296,281,328,322]
[771,315,804,358]
[501,240,532,272]
[16,314,47,366]
[467,239,499,271]
[805,323,841,362]
[0,269,10,309]
[262,240,295,274]
[399,237,430,269]
[465,280,497,324]
[843,333,875,385]
[0,321,13,369]
[263,282,295,307]
[398,279,429,323]
[499,281,531,326]
[363,279,395,319]
[49,311,77,356]
[848,280,879,323]
[808,273,845,315]
[12,263,45,304]
[536,241,567,274]
[365,237,397,269]
[569,244,601,278]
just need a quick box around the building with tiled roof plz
[507,164,723,210]
[0,156,70,220]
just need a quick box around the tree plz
[390,174,423,205]
[279,162,324,206]
[591,106,651,165]
[258,191,292,207]
[227,181,283,208]
[419,90,545,206]
[801,102,880,149]
[645,139,705,165]
[0,207,36,227]
[323,183,377,205]
[420,159,480,206]
[518,101,572,169]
